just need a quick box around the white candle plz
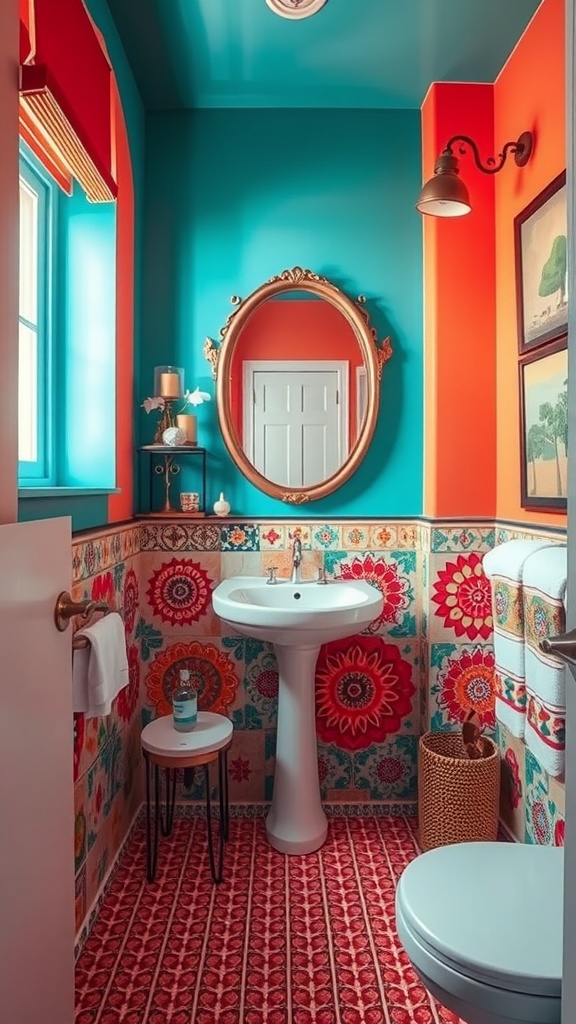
[159,372,181,398]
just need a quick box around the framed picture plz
[515,171,567,353]
[519,337,568,510]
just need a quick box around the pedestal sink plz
[212,576,383,855]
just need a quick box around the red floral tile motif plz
[146,558,213,626]
[503,748,522,809]
[229,757,252,782]
[315,636,414,750]
[432,552,492,640]
[116,643,139,722]
[146,640,238,716]
[554,819,565,846]
[337,554,410,628]
[532,799,551,843]
[437,646,496,728]
[91,570,115,607]
[73,713,85,782]
[122,567,138,633]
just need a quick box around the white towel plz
[72,612,129,718]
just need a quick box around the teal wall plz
[141,108,423,518]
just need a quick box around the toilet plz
[396,842,563,1024]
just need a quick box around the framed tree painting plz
[519,336,568,510]
[515,171,567,353]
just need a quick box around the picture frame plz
[519,337,568,510]
[515,171,567,354]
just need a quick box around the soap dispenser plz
[213,492,231,517]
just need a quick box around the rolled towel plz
[72,612,129,718]
[525,693,566,779]
[523,545,567,707]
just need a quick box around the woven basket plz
[418,731,500,852]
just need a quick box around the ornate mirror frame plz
[204,266,392,503]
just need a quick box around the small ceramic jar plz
[213,492,230,516]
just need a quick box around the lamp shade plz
[416,151,472,218]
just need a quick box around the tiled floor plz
[75,814,462,1024]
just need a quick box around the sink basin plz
[212,576,382,646]
[212,575,383,857]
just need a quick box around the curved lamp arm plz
[442,131,533,174]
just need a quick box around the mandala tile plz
[259,524,286,549]
[139,521,221,551]
[431,525,495,553]
[317,743,353,794]
[220,523,259,550]
[287,523,312,546]
[315,634,415,751]
[225,730,266,803]
[334,551,416,637]
[145,555,215,627]
[122,566,139,634]
[430,642,496,731]
[145,638,239,717]
[397,523,419,548]
[312,523,341,549]
[429,551,492,642]
[354,736,417,800]
[524,747,554,845]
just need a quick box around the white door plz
[246,362,347,486]
[0,517,74,1024]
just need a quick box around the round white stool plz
[141,712,233,884]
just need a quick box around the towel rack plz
[55,590,111,649]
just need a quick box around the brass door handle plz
[54,591,108,632]
[539,628,576,666]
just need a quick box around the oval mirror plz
[204,267,392,503]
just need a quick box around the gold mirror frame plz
[204,267,392,503]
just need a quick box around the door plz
[0,517,74,1024]
[245,361,348,486]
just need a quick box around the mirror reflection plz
[229,292,367,488]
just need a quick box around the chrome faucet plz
[290,537,303,583]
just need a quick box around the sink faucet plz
[291,536,303,583]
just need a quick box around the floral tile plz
[314,634,415,752]
[524,747,564,845]
[226,730,266,803]
[259,524,287,550]
[430,525,495,553]
[326,551,417,638]
[139,521,221,552]
[396,524,419,549]
[141,551,221,634]
[244,647,279,730]
[428,551,492,644]
[264,547,322,581]
[312,524,342,550]
[318,744,353,795]
[287,524,312,547]
[353,736,417,800]
[220,523,259,551]
[429,642,496,734]
[341,524,371,550]
[74,780,87,874]
[497,724,526,843]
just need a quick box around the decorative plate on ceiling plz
[265,0,328,19]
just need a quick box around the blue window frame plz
[18,144,56,483]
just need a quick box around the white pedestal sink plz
[212,576,383,855]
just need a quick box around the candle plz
[159,372,181,398]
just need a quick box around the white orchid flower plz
[183,387,211,407]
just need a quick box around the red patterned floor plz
[75,815,462,1024]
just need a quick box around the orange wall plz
[494,0,566,525]
[421,83,497,517]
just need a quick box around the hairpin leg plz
[160,768,177,837]
[145,754,160,883]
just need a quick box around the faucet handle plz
[317,567,328,584]
[266,566,278,585]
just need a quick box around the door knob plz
[539,628,576,666]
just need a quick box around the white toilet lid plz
[397,842,563,997]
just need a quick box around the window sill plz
[19,487,121,498]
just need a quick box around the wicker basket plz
[418,731,500,852]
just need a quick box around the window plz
[18,145,54,482]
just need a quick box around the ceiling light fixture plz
[265,0,328,19]
[416,131,534,218]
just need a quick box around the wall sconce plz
[416,131,533,217]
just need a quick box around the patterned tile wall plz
[421,520,567,848]
[69,514,567,944]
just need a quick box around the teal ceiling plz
[105,0,542,110]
